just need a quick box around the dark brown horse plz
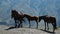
[23,14,38,28]
[11,10,25,28]
[39,16,57,32]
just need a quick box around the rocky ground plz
[0,25,60,34]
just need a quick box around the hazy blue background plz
[0,0,60,28]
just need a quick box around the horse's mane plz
[18,11,24,15]
[12,10,18,14]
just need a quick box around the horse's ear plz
[12,10,14,12]
[12,9,16,12]
[45,15,48,16]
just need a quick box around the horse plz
[39,15,57,32]
[23,14,38,28]
[11,10,25,28]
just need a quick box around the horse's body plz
[23,14,38,28]
[11,10,24,28]
[39,16,57,32]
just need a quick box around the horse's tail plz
[23,18,25,22]
[54,18,57,30]
[39,17,41,22]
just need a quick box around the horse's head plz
[39,16,47,22]
[11,10,17,18]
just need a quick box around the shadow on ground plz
[5,27,55,34]
[5,26,17,30]
[40,29,55,34]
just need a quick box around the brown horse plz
[23,14,38,28]
[39,16,57,32]
[11,10,25,28]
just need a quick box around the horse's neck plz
[24,14,30,17]
[26,15,31,18]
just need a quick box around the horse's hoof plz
[44,29,46,31]
[29,26,30,28]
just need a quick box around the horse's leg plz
[52,23,55,33]
[37,22,38,29]
[47,23,49,30]
[18,21,20,28]
[17,20,20,28]
[18,20,22,28]
[51,23,54,33]
[29,20,31,28]
[21,21,23,28]
[14,20,17,28]
[36,20,38,29]
[44,22,46,30]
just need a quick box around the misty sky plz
[0,0,60,27]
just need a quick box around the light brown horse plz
[23,14,38,28]
[39,16,57,32]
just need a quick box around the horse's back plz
[46,16,56,23]
[50,17,56,22]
